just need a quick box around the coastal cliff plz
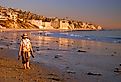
[0,6,102,30]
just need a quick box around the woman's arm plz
[30,43,34,58]
[18,43,22,60]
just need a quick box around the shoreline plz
[0,28,103,32]
[0,30,121,82]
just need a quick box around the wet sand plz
[0,48,69,82]
[0,30,121,82]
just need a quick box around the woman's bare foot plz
[27,67,31,69]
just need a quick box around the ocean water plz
[35,30,121,44]
[0,30,120,51]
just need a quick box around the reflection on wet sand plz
[0,31,121,82]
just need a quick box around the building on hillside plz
[97,25,102,30]
[51,18,60,29]
[60,20,70,29]
[7,12,18,21]
[0,15,8,20]
[0,8,8,17]
[81,22,89,29]
[89,24,96,30]
[45,22,53,29]
[42,21,53,29]
[42,18,53,29]
[0,25,2,29]
[0,25,6,29]
[30,19,42,26]
[68,21,74,30]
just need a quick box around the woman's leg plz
[23,63,27,69]
[27,61,30,69]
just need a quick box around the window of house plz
[62,21,65,23]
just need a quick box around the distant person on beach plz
[18,33,34,69]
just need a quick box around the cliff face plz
[0,6,103,30]
[0,6,39,29]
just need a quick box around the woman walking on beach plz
[18,33,34,69]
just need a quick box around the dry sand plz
[0,29,121,82]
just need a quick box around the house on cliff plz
[29,19,42,29]
[51,18,60,29]
[42,18,53,29]
[51,18,74,30]
[60,19,70,29]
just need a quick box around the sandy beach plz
[0,30,121,82]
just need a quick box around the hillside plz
[0,6,102,30]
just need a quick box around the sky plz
[0,0,121,29]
